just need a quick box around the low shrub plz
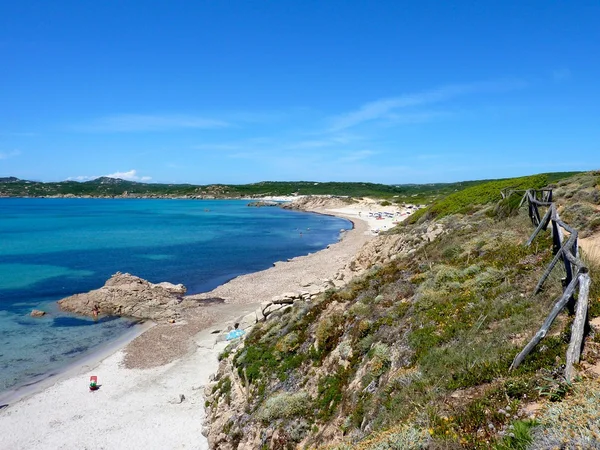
[494,419,538,450]
[369,342,391,377]
[317,369,348,420]
[257,391,312,422]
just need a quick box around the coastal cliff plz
[202,172,600,449]
[57,272,187,321]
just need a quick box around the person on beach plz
[92,304,99,321]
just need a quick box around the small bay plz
[0,198,350,393]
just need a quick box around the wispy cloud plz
[282,132,365,150]
[72,114,229,132]
[337,150,378,163]
[192,143,245,151]
[0,149,21,160]
[105,170,152,181]
[67,175,95,181]
[0,132,36,137]
[553,68,571,82]
[329,80,526,131]
[67,169,152,182]
[227,151,263,159]
[385,111,454,125]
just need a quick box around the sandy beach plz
[1,327,229,450]
[0,198,412,450]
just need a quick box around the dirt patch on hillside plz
[580,231,600,264]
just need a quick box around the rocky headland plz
[57,272,187,321]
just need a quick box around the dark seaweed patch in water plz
[51,317,94,327]
[51,316,118,327]
[62,346,89,356]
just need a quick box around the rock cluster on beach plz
[57,272,187,321]
[256,289,320,321]
[282,195,354,210]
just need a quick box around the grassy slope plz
[208,171,600,449]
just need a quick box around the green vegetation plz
[0,172,580,203]
[529,383,600,448]
[405,172,579,224]
[493,419,538,450]
[205,170,600,449]
[553,171,600,237]
[407,174,549,223]
[257,391,312,422]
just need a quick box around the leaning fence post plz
[551,218,561,254]
[565,273,591,382]
[510,274,581,371]
[534,233,576,294]
[563,245,576,316]
[526,207,553,246]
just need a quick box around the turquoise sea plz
[0,198,350,394]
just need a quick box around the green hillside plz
[0,172,581,204]
[204,170,600,449]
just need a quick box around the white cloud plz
[0,150,21,160]
[67,169,152,182]
[329,80,526,131]
[72,114,229,132]
[105,170,152,181]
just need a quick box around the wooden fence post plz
[565,273,591,381]
[510,274,580,371]
[509,186,592,377]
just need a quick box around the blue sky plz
[1,1,599,184]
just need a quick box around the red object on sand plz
[89,375,98,391]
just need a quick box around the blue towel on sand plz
[226,329,245,340]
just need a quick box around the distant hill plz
[0,172,582,204]
[83,176,136,185]
[0,177,22,183]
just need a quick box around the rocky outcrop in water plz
[247,200,279,207]
[57,272,187,321]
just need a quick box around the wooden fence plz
[502,188,591,381]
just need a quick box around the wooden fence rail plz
[506,188,590,381]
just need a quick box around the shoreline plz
[0,321,155,407]
[0,199,410,449]
[0,320,235,450]
[0,201,352,402]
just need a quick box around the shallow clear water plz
[0,198,350,392]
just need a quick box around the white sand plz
[324,198,416,234]
[0,327,227,450]
[0,200,415,450]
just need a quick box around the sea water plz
[0,198,350,394]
